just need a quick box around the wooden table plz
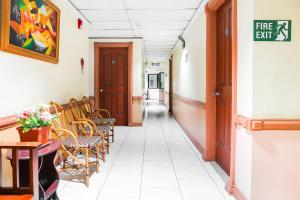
[7,140,60,200]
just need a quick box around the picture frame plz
[0,0,60,63]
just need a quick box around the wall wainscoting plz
[130,96,143,126]
[172,94,206,155]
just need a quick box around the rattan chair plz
[81,96,116,143]
[51,101,100,187]
[69,98,111,155]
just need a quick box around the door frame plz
[94,42,133,126]
[204,0,238,195]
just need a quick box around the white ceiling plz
[69,0,203,61]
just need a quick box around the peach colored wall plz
[235,128,253,200]
[132,99,143,124]
[251,131,300,200]
[173,96,206,152]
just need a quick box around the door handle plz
[213,91,221,96]
[100,89,103,93]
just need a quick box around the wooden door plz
[216,0,232,174]
[99,47,128,125]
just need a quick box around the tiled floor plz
[57,101,235,200]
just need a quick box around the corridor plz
[57,102,234,200]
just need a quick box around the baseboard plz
[226,181,246,200]
[129,122,143,127]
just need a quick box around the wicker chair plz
[69,98,111,155]
[81,96,116,143]
[50,101,100,187]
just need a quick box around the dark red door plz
[216,0,232,174]
[99,48,128,125]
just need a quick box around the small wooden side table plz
[7,140,60,200]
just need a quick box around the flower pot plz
[17,126,50,144]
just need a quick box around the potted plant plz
[16,104,56,144]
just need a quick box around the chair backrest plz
[0,142,40,200]
[50,101,78,138]
[81,96,95,116]
[50,101,66,129]
[69,98,86,121]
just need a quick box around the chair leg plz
[111,125,115,143]
[62,152,67,169]
[106,131,110,154]
[85,147,90,187]
[96,145,100,173]
[101,131,106,162]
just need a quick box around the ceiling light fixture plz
[178,35,186,49]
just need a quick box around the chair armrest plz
[95,109,111,118]
[69,120,95,136]
[51,128,79,152]
[76,118,101,133]
[86,112,103,119]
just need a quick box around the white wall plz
[237,0,254,117]
[88,38,144,97]
[0,0,90,117]
[252,0,300,119]
[171,2,207,102]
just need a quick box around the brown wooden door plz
[216,0,232,174]
[99,47,128,125]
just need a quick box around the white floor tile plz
[140,187,182,200]
[58,186,100,200]
[99,180,141,198]
[179,180,224,198]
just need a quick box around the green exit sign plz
[254,20,292,41]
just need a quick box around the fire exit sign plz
[254,20,292,41]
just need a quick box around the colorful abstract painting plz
[0,0,60,63]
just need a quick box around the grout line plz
[171,117,229,200]
[95,127,131,200]
[138,104,149,200]
[168,0,206,59]
[66,0,91,24]
[158,104,184,200]
[121,0,136,37]
[79,8,198,11]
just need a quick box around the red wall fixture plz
[81,58,85,74]
[78,18,83,29]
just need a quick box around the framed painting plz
[0,0,60,63]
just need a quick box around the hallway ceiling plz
[69,0,202,61]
